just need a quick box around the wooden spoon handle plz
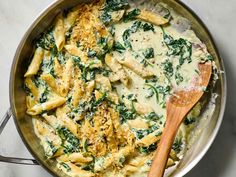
[148,122,178,177]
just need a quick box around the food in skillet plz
[24,0,216,176]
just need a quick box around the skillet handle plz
[0,108,38,165]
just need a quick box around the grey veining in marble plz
[0,0,235,177]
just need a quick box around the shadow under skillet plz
[185,42,236,177]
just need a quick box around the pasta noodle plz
[25,77,39,100]
[136,10,169,26]
[116,57,154,78]
[24,47,44,77]
[105,53,130,86]
[54,13,65,51]
[61,58,73,96]
[27,96,66,115]
[41,73,60,95]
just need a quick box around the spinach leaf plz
[87,49,97,58]
[139,143,157,154]
[205,54,214,62]
[97,37,113,54]
[109,25,116,36]
[36,27,57,56]
[105,0,129,11]
[145,76,158,83]
[92,92,108,109]
[81,161,95,172]
[45,140,58,157]
[145,84,171,104]
[133,125,158,139]
[163,8,171,19]
[143,48,154,59]
[175,72,184,85]
[161,27,192,65]
[130,20,142,33]
[60,162,71,172]
[72,56,81,65]
[122,21,142,49]
[162,59,173,78]
[100,11,112,25]
[71,92,110,121]
[39,86,49,103]
[122,29,132,49]
[123,8,141,22]
[116,102,136,123]
[74,61,97,82]
[101,0,129,25]
[114,41,126,53]
[32,76,43,88]
[156,85,171,98]
[65,26,73,41]
[41,57,56,77]
[184,117,196,125]
[57,51,67,65]
[144,112,161,121]
[127,93,137,102]
[172,138,183,153]
[23,84,31,96]
[57,127,80,154]
[142,23,155,32]
[145,84,159,103]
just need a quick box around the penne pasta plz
[64,7,80,31]
[116,57,154,78]
[27,96,66,115]
[94,146,134,172]
[54,13,66,51]
[26,95,37,108]
[72,79,84,107]
[56,105,71,118]
[105,54,130,86]
[61,58,74,96]
[33,118,63,158]
[136,10,169,26]
[95,74,112,91]
[136,130,162,147]
[25,77,39,100]
[41,73,60,95]
[134,102,154,115]
[110,10,125,23]
[54,57,63,77]
[64,45,88,62]
[57,114,79,138]
[127,118,149,129]
[85,80,95,97]
[57,153,93,163]
[166,158,175,168]
[42,113,62,129]
[24,47,44,77]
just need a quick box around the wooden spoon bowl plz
[148,62,212,177]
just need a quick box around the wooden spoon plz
[148,62,212,177]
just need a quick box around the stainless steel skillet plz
[0,0,226,176]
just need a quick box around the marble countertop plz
[0,0,235,177]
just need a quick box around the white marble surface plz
[0,0,235,177]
